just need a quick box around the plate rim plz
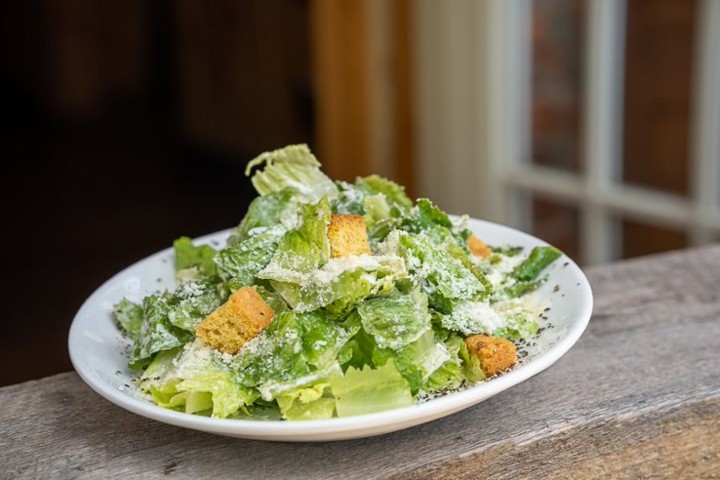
[68,218,593,441]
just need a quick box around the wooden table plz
[3,246,719,479]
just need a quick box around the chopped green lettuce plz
[227,187,299,245]
[493,299,541,341]
[402,198,452,233]
[143,343,257,418]
[357,288,431,351]
[387,230,486,309]
[173,237,217,278]
[276,383,336,421]
[372,330,451,395]
[130,295,194,370]
[331,176,410,243]
[270,254,406,317]
[423,334,481,392]
[513,246,562,281]
[216,226,284,287]
[245,144,338,203]
[257,198,331,284]
[330,360,413,417]
[233,310,349,392]
[332,181,366,215]
[356,175,413,213]
[262,364,341,420]
[233,312,311,388]
[113,298,143,341]
[166,279,223,331]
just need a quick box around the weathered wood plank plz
[2,245,720,479]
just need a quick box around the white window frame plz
[413,0,720,265]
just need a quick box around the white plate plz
[68,218,592,442]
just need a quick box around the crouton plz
[464,334,517,376]
[467,234,492,258]
[195,287,275,354]
[327,214,371,258]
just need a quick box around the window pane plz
[531,195,581,262]
[621,218,688,258]
[622,0,697,195]
[531,0,585,172]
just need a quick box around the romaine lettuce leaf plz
[233,311,310,388]
[492,298,541,340]
[332,181,366,215]
[256,198,331,284]
[458,335,487,383]
[216,226,284,287]
[363,194,400,242]
[422,226,494,299]
[372,330,450,395]
[227,187,299,245]
[332,176,410,243]
[512,245,562,282]
[233,309,350,392]
[276,383,336,421]
[173,237,217,278]
[271,254,406,317]
[402,198,452,233]
[130,295,194,370]
[296,311,351,368]
[143,342,257,418]
[261,364,341,420]
[423,333,486,392]
[165,279,223,331]
[245,144,338,203]
[113,298,143,341]
[356,175,413,213]
[357,288,431,351]
[387,230,486,307]
[330,360,413,417]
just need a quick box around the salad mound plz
[113,144,562,421]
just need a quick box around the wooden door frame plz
[310,0,415,197]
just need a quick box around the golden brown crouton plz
[464,334,517,377]
[327,214,371,258]
[467,234,492,258]
[195,287,275,354]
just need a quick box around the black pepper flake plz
[156,278,162,283]
[553,285,560,292]
[115,370,122,375]
[544,307,551,312]
[563,262,569,267]
[123,384,130,388]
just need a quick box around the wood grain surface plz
[2,246,720,479]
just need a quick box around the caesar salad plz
[113,144,562,421]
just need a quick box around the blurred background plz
[2,0,718,386]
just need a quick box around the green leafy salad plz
[113,144,562,421]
